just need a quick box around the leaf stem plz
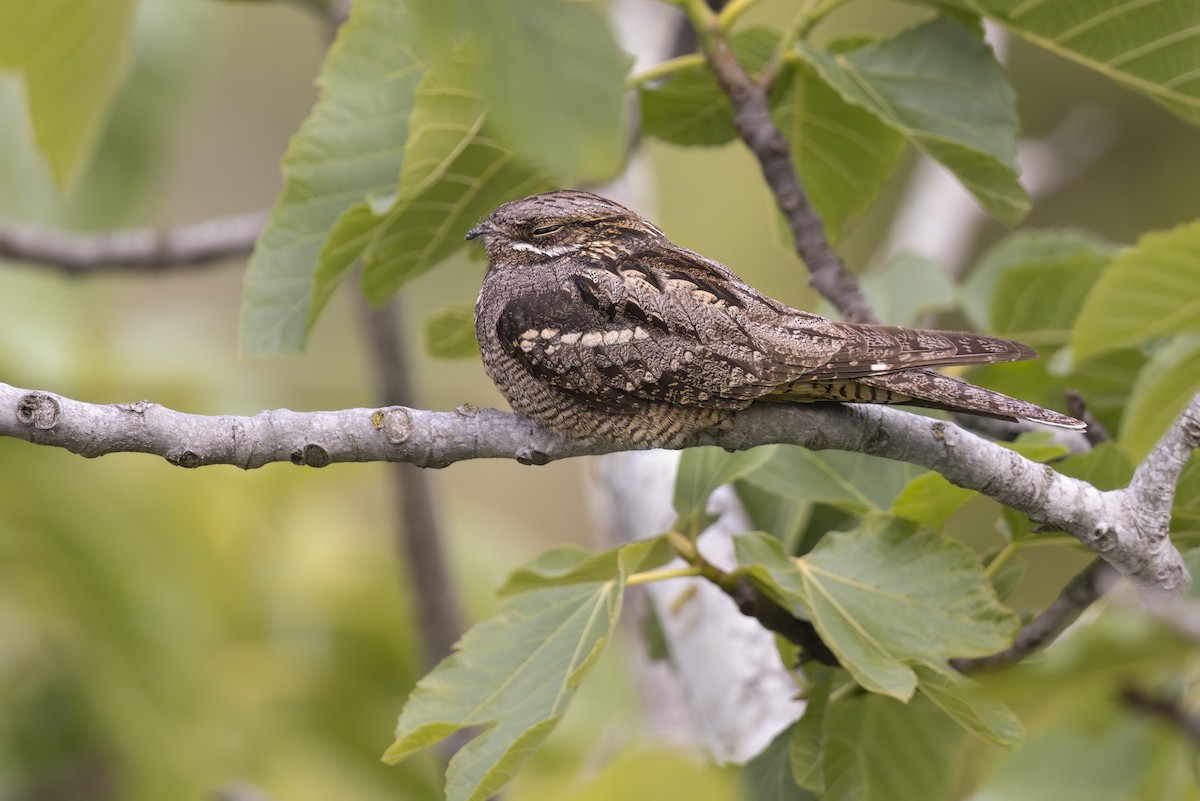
[625,53,706,88]
[983,542,1016,579]
[758,0,849,87]
[626,565,705,586]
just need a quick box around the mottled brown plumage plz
[468,190,1084,448]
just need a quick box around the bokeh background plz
[1,1,1199,799]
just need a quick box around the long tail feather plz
[857,369,1085,430]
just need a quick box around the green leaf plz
[742,724,816,801]
[1052,441,1134,495]
[640,28,781,147]
[423,305,480,359]
[357,49,550,302]
[499,538,672,595]
[859,252,957,326]
[776,49,906,243]
[979,235,1114,348]
[790,669,835,792]
[892,472,976,529]
[0,0,137,187]
[470,0,630,181]
[384,544,646,801]
[1120,335,1200,460]
[674,446,777,536]
[913,663,1023,746]
[967,0,1200,125]
[1072,221,1200,363]
[736,480,812,553]
[795,18,1029,225]
[963,229,1115,334]
[735,519,1019,700]
[819,691,967,801]
[307,47,550,309]
[742,448,923,515]
[240,0,424,356]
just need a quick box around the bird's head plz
[465,190,665,266]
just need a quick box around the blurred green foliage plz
[1,0,1200,800]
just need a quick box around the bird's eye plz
[530,224,562,237]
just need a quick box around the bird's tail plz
[856,369,1085,430]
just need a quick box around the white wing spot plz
[580,332,604,347]
[520,329,539,340]
[633,327,650,340]
[540,327,559,339]
[870,363,890,371]
[559,332,581,345]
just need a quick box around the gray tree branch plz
[0,210,268,273]
[3,380,1193,594]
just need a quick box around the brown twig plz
[727,577,838,665]
[952,558,1117,673]
[0,210,268,273]
[692,19,878,324]
[1066,389,1113,447]
[360,299,463,669]
[1121,686,1200,744]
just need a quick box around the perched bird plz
[468,190,1084,448]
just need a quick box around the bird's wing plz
[496,283,769,412]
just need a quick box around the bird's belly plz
[483,349,727,448]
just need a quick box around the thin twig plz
[1066,389,1112,447]
[685,3,879,324]
[0,211,268,273]
[1121,686,1200,745]
[952,559,1117,673]
[360,299,463,669]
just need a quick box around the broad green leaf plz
[316,48,549,306]
[1120,335,1200,460]
[776,48,906,243]
[735,520,1019,700]
[742,447,924,515]
[913,663,1023,746]
[892,472,976,528]
[736,480,812,553]
[790,668,835,792]
[742,724,816,801]
[241,0,424,356]
[821,691,967,801]
[986,245,1114,348]
[963,229,1115,333]
[499,538,672,595]
[423,304,480,359]
[674,446,777,536]
[384,545,645,801]
[640,28,781,147]
[471,0,630,181]
[1049,438,1132,491]
[795,19,1029,225]
[1072,221,1200,363]
[969,346,1145,437]
[967,0,1200,125]
[859,252,956,326]
[0,0,137,187]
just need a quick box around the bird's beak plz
[465,220,492,241]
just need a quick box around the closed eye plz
[531,224,563,237]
